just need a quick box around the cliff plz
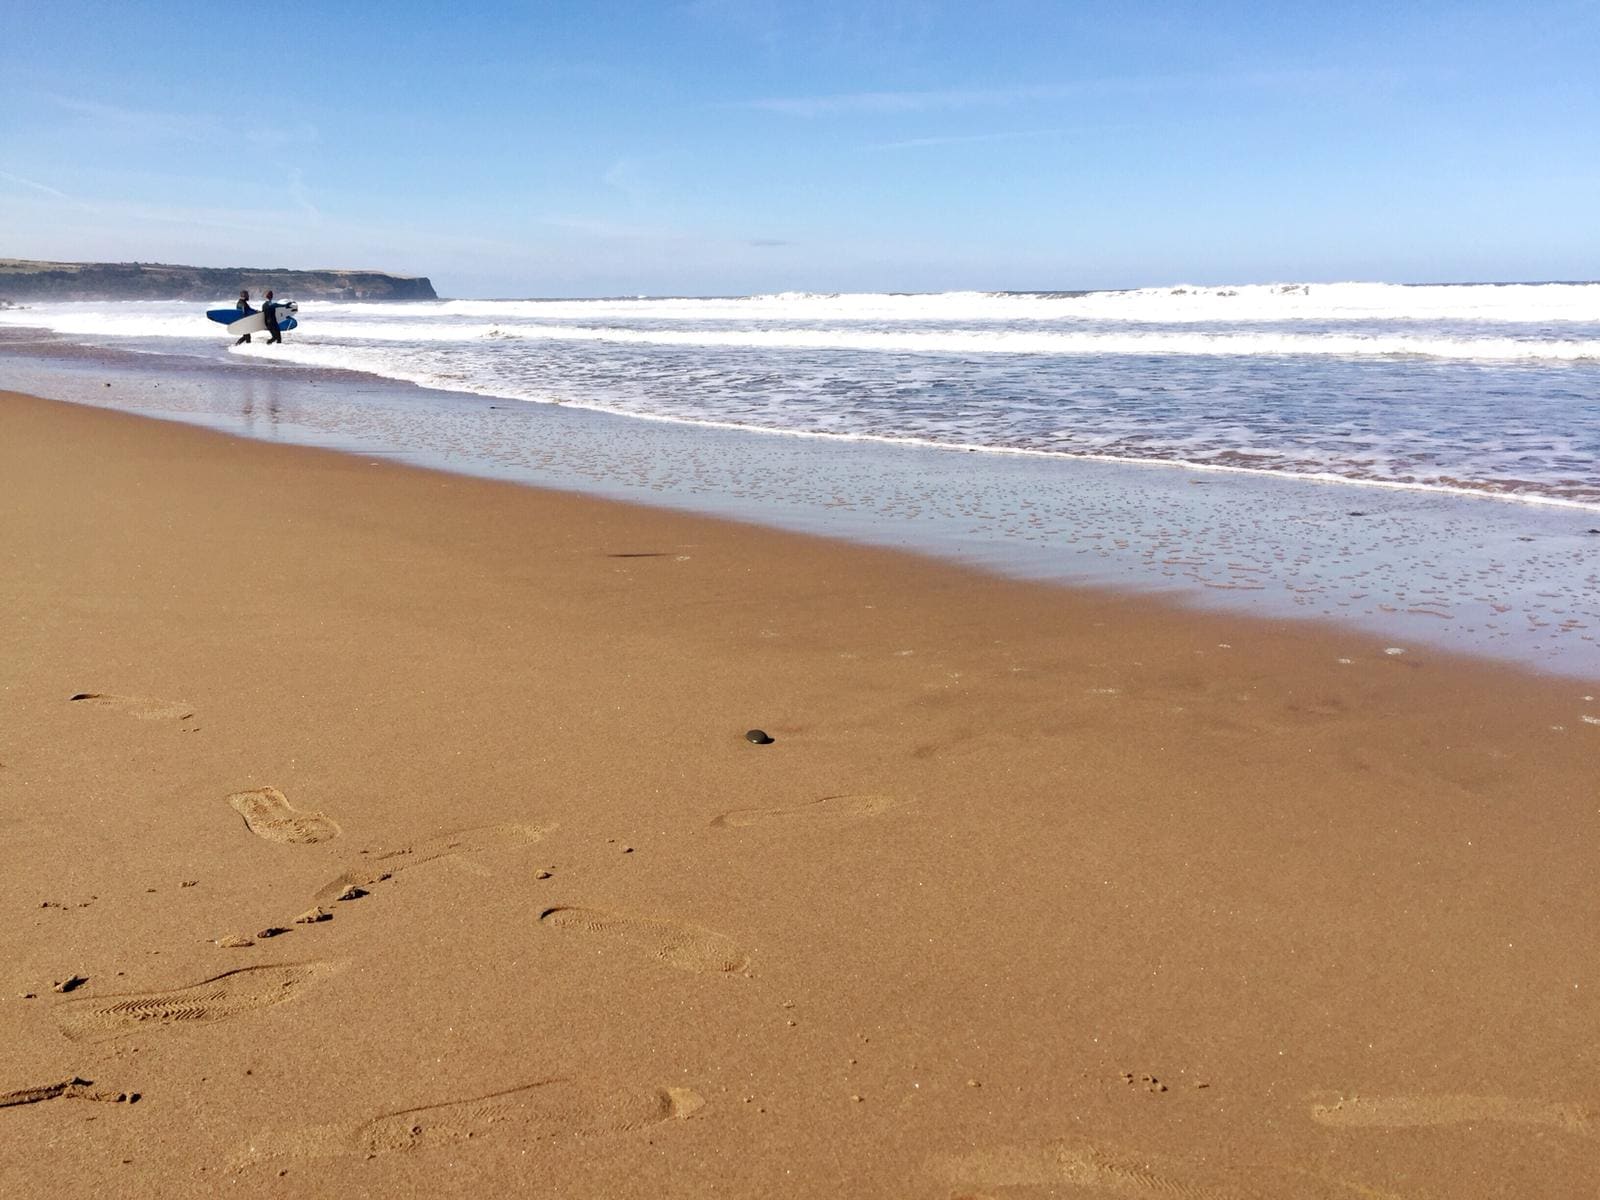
[0,259,438,302]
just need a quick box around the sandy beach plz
[2,387,1597,1198]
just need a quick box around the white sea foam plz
[10,301,1598,362]
[4,285,1597,509]
[319,322,1600,362]
[423,281,1600,324]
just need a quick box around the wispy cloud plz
[746,84,1054,117]
[741,67,1358,117]
[866,128,1064,151]
[602,156,656,206]
[686,0,786,47]
[248,121,322,150]
[0,169,76,202]
[536,214,675,240]
[286,168,321,223]
[688,0,937,58]
[40,92,220,141]
[37,92,320,150]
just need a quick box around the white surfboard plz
[227,303,297,336]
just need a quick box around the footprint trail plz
[232,1079,703,1169]
[539,907,749,973]
[711,793,902,829]
[0,1078,138,1108]
[56,962,339,1042]
[69,692,192,721]
[1310,1093,1596,1139]
[312,822,554,905]
[228,787,341,845]
[932,1139,1404,1199]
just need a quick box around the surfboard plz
[226,308,299,336]
[206,307,245,324]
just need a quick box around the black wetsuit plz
[263,298,283,344]
[233,298,254,345]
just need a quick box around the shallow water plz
[5,282,1599,508]
[3,327,1596,681]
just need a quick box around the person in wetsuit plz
[233,290,254,346]
[262,290,284,345]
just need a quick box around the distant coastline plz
[0,258,437,302]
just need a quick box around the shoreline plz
[2,388,1598,1197]
[7,310,1600,516]
[4,338,1597,681]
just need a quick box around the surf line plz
[231,343,1600,516]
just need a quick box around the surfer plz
[262,290,284,345]
[233,290,254,346]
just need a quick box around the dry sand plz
[1,389,1596,1198]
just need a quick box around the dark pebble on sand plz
[745,729,774,744]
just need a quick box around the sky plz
[3,0,1598,297]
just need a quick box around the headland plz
[0,258,437,302]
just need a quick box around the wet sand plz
[2,388,1597,1198]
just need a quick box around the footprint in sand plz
[1310,1093,1596,1140]
[228,787,341,845]
[539,907,749,974]
[311,822,554,906]
[710,793,902,829]
[232,1079,703,1170]
[930,1139,1404,1200]
[56,962,338,1042]
[69,692,192,721]
[0,1078,139,1108]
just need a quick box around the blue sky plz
[3,0,1598,296]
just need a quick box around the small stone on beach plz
[53,975,88,994]
[745,729,774,745]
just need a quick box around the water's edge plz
[3,334,1597,682]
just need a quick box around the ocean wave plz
[232,339,1600,511]
[371,323,1600,362]
[8,292,1596,512]
[224,319,1600,362]
[13,307,1594,362]
[423,281,1600,324]
[9,282,1600,361]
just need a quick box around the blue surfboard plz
[208,307,298,333]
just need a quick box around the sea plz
[3,282,1598,679]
